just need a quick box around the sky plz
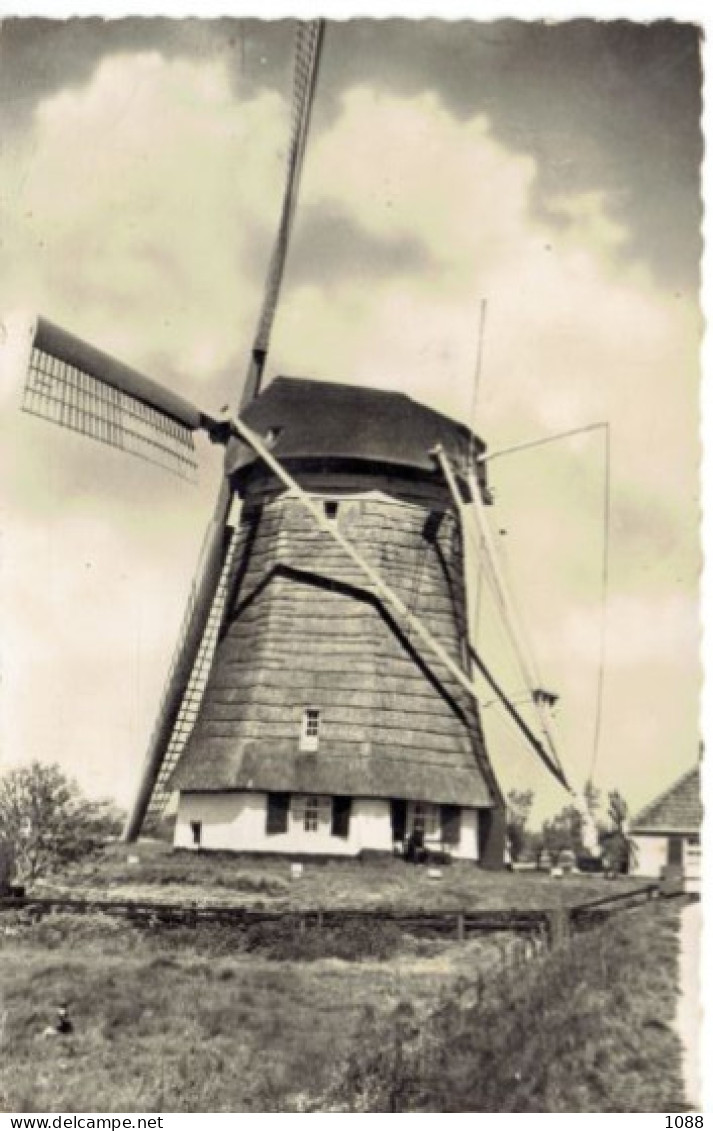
[0,16,703,824]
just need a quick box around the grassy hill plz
[36,840,645,912]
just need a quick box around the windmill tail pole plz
[122,481,232,842]
[432,444,599,835]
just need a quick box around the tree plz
[505,789,534,862]
[0,761,124,884]
[601,789,637,874]
[539,782,604,860]
[607,789,629,832]
[584,779,602,823]
[541,804,584,857]
[0,836,14,894]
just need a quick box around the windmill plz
[16,20,596,863]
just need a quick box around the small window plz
[324,500,339,520]
[300,707,321,752]
[303,796,322,832]
[441,805,462,846]
[264,427,282,449]
[291,794,331,833]
[190,820,202,846]
[409,802,440,839]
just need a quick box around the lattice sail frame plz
[143,524,244,824]
[22,322,199,481]
[249,20,324,370]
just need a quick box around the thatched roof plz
[227,377,489,488]
[172,741,494,807]
[171,485,499,810]
[631,766,701,833]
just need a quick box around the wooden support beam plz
[465,643,569,787]
[433,448,599,841]
[432,446,570,793]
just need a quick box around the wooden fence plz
[0,879,668,946]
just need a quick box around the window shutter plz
[441,805,462,846]
[667,835,683,868]
[331,796,351,839]
[391,799,407,841]
[266,792,290,835]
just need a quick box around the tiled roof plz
[631,766,702,833]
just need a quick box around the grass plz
[1,849,681,1112]
[37,840,647,913]
[0,912,507,1112]
[318,900,686,1112]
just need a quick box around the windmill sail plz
[241,18,324,406]
[22,317,203,480]
[142,525,243,824]
[122,483,242,839]
[123,20,326,839]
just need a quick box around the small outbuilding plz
[629,766,701,890]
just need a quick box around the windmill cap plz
[228,376,487,481]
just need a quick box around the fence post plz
[456,913,465,942]
[546,907,570,948]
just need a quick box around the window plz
[291,794,331,833]
[441,805,462,846]
[300,707,321,752]
[409,801,440,839]
[264,427,282,449]
[324,500,339,520]
[190,820,202,846]
[303,796,322,832]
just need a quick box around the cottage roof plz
[228,377,487,480]
[631,766,701,833]
[172,740,495,808]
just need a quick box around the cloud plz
[0,51,288,385]
[559,592,700,671]
[0,50,700,817]
[286,202,433,286]
[272,86,699,495]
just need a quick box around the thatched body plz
[171,379,503,852]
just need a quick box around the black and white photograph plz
[0,9,704,1115]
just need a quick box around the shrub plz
[16,911,143,951]
[0,762,124,883]
[136,914,403,962]
[240,916,403,961]
[320,903,685,1112]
